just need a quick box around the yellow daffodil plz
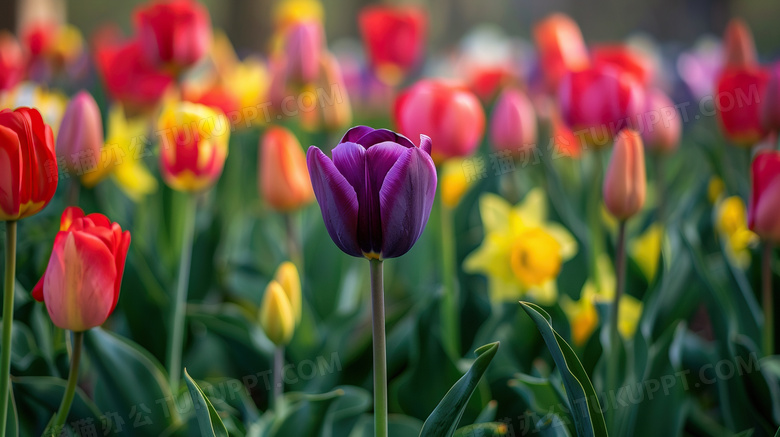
[88,105,158,200]
[629,223,664,281]
[440,158,474,208]
[464,189,577,304]
[562,253,644,345]
[714,196,757,268]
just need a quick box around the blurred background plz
[4,0,780,56]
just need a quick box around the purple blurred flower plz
[307,126,437,259]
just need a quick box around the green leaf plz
[509,373,560,415]
[453,422,508,436]
[183,369,229,437]
[519,302,608,437]
[419,342,499,437]
[83,328,179,436]
[263,389,345,437]
[536,414,573,437]
[13,376,103,435]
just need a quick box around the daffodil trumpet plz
[49,331,84,436]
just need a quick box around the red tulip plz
[0,32,25,92]
[57,91,104,177]
[260,126,314,211]
[761,62,780,133]
[32,207,130,331]
[749,151,780,242]
[604,129,646,220]
[490,88,537,152]
[94,28,174,112]
[134,0,212,72]
[394,79,485,162]
[714,67,768,147]
[359,5,427,85]
[533,13,590,91]
[0,107,58,221]
[592,44,655,86]
[641,88,681,154]
[722,18,757,69]
[558,65,645,148]
[21,21,56,58]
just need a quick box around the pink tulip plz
[490,88,537,152]
[56,91,104,176]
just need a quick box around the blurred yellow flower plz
[50,25,84,66]
[273,262,302,324]
[85,105,158,200]
[562,253,644,345]
[274,0,324,29]
[440,158,474,208]
[464,189,577,304]
[629,223,664,281]
[0,82,67,133]
[259,281,296,346]
[715,196,757,268]
[708,176,725,204]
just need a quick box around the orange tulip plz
[533,13,590,91]
[722,18,757,69]
[32,207,131,331]
[260,126,314,211]
[604,129,646,220]
[0,107,58,221]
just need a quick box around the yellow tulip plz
[259,281,296,346]
[273,262,302,324]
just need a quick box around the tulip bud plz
[308,126,437,259]
[259,281,296,346]
[761,62,780,133]
[273,262,302,324]
[359,5,427,85]
[490,88,537,152]
[603,129,646,220]
[158,102,229,192]
[260,126,314,212]
[722,18,757,69]
[284,20,323,84]
[558,65,646,149]
[641,89,681,154]
[533,13,590,91]
[0,32,25,92]
[0,107,58,221]
[134,0,212,72]
[749,151,780,243]
[57,91,104,178]
[394,79,485,162]
[32,207,131,331]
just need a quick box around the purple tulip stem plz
[369,258,387,437]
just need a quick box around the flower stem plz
[272,346,284,410]
[607,220,627,430]
[440,201,459,360]
[763,241,774,356]
[0,221,17,437]
[51,331,83,435]
[283,213,302,268]
[369,259,387,437]
[166,194,198,390]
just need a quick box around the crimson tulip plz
[394,79,485,162]
[558,65,645,148]
[32,207,131,331]
[749,151,780,243]
[592,44,655,86]
[761,62,780,133]
[359,5,427,85]
[0,107,58,221]
[134,0,212,72]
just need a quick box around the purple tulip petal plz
[379,147,438,258]
[331,141,377,254]
[340,125,375,144]
[306,146,362,257]
[419,134,432,155]
[356,128,416,149]
[366,141,408,189]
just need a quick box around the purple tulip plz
[307,126,437,259]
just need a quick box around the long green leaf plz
[519,302,607,437]
[184,369,229,437]
[419,342,500,437]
